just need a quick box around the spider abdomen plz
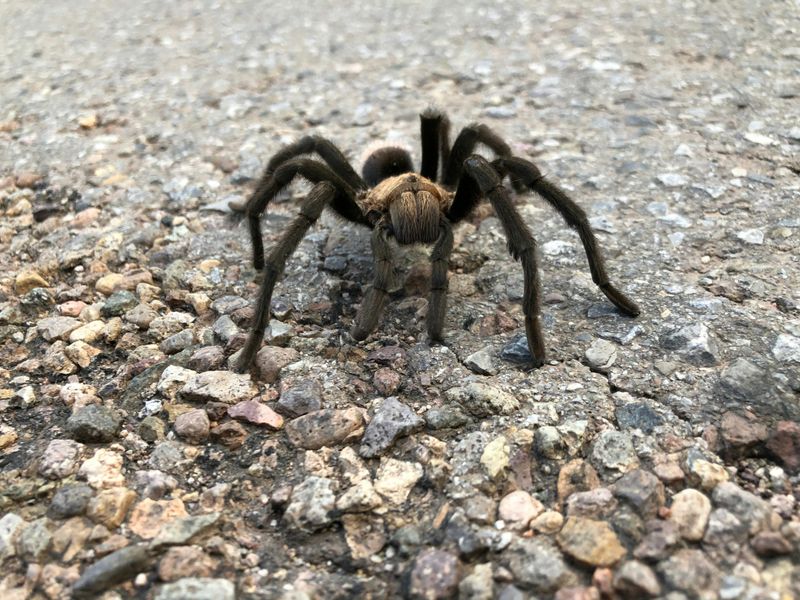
[363,173,453,245]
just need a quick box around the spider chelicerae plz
[235,109,639,372]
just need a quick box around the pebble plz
[656,173,688,187]
[86,487,137,528]
[158,546,218,581]
[711,481,775,535]
[276,379,323,417]
[160,329,196,354]
[179,370,258,404]
[445,382,519,417]
[174,409,210,443]
[48,484,94,519]
[669,488,711,541]
[335,479,383,513]
[736,228,764,244]
[150,512,220,548]
[373,458,423,504]
[459,563,494,600]
[772,333,800,363]
[531,510,564,535]
[153,577,235,600]
[766,421,800,472]
[505,537,571,594]
[284,476,337,531]
[557,459,601,503]
[39,438,84,479]
[557,516,626,567]
[95,273,126,295]
[157,365,196,401]
[717,358,770,402]
[78,448,126,489]
[685,457,730,490]
[750,531,792,557]
[66,405,122,443]
[0,513,25,561]
[359,397,424,458]
[285,407,364,449]
[408,548,461,599]
[425,406,470,429]
[659,322,718,366]
[15,270,50,294]
[128,498,188,539]
[719,410,768,458]
[101,291,138,317]
[253,346,300,383]
[210,421,248,449]
[584,339,617,369]
[465,348,498,375]
[187,346,225,371]
[71,544,152,599]
[373,367,402,395]
[657,549,719,597]
[211,315,238,343]
[139,417,166,442]
[498,490,545,531]
[590,430,639,479]
[69,320,105,343]
[615,402,663,434]
[613,560,661,598]
[612,469,665,519]
[228,399,284,429]
[37,317,82,342]
[534,425,566,460]
[481,436,510,479]
[500,334,532,363]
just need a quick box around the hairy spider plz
[235,109,639,372]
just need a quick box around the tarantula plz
[235,109,639,372]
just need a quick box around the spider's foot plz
[601,284,640,318]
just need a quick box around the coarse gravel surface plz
[1,0,799,598]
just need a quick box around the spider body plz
[235,110,639,373]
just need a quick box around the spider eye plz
[362,147,414,186]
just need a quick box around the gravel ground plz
[1,0,799,598]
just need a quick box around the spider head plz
[362,146,414,187]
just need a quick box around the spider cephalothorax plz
[235,109,640,373]
[361,173,453,245]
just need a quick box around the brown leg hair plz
[426,220,454,342]
[351,225,394,341]
[246,158,367,271]
[237,182,339,372]
[455,155,547,367]
[494,156,640,317]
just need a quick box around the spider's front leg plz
[456,155,547,367]
[245,158,365,271]
[351,225,394,342]
[494,156,640,317]
[237,181,339,372]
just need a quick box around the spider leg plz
[236,181,338,372]
[443,122,524,192]
[246,158,367,271]
[426,220,454,342]
[262,135,366,191]
[456,155,547,367]
[494,156,640,317]
[351,225,393,341]
[420,108,451,182]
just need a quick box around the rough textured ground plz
[1,0,799,598]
